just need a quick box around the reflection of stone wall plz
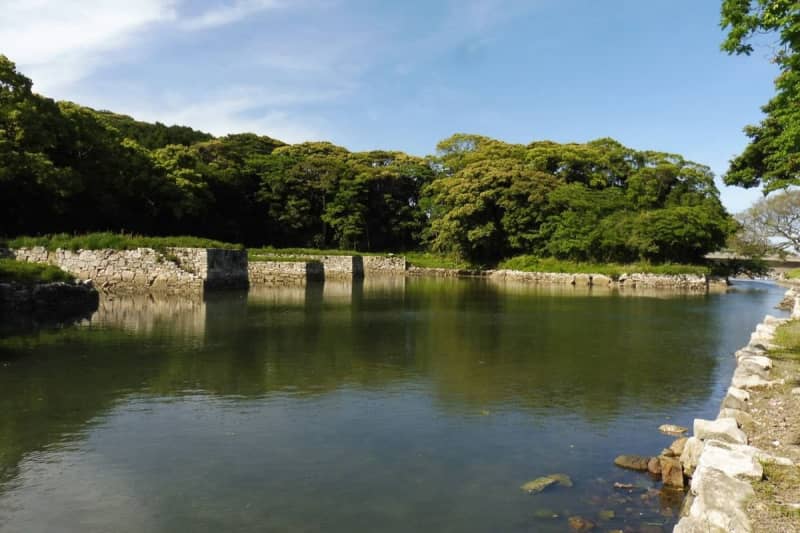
[246,276,407,306]
[87,293,206,336]
[0,281,98,319]
[12,247,248,293]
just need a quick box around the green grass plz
[771,320,800,360]
[786,268,800,280]
[497,256,709,278]
[7,233,243,251]
[248,246,385,261]
[0,259,75,284]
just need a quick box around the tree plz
[721,0,800,192]
[734,189,800,255]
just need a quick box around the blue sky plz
[1,0,779,212]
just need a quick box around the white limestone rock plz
[694,418,748,445]
[692,440,763,487]
[680,436,705,477]
[686,467,755,532]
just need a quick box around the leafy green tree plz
[721,0,800,192]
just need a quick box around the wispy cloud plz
[178,0,286,31]
[0,0,178,92]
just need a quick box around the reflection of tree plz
[0,280,738,489]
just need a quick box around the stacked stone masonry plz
[11,247,248,293]
[248,255,407,285]
[487,269,722,291]
[672,289,798,532]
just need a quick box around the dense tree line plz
[1,55,733,263]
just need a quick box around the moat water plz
[0,278,787,532]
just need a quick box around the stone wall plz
[11,247,248,293]
[170,248,249,289]
[248,260,324,286]
[672,289,797,532]
[486,269,721,291]
[362,255,407,274]
[248,255,406,284]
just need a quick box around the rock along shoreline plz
[671,286,800,532]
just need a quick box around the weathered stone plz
[717,408,754,429]
[736,355,772,371]
[685,467,754,532]
[614,455,650,471]
[660,456,684,488]
[659,424,688,435]
[692,440,763,488]
[694,418,747,444]
[721,387,750,411]
[670,437,689,456]
[732,366,778,389]
[647,456,662,475]
[679,437,704,477]
[673,515,728,533]
[590,274,612,287]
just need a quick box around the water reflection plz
[0,279,788,532]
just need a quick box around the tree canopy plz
[721,0,800,192]
[0,55,734,264]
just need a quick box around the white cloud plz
[0,0,178,92]
[126,88,328,143]
[179,0,285,30]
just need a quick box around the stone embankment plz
[487,270,724,291]
[671,288,799,532]
[10,247,248,293]
[248,255,407,285]
[0,280,98,321]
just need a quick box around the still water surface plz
[0,278,787,532]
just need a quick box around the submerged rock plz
[647,457,662,475]
[669,437,689,457]
[659,424,688,435]
[567,515,596,531]
[614,455,651,471]
[520,473,573,494]
[597,509,615,521]
[660,456,685,488]
[532,508,559,519]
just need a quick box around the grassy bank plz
[0,259,74,284]
[248,247,473,270]
[248,246,381,262]
[772,321,800,360]
[6,233,243,251]
[497,256,709,278]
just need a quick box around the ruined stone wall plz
[362,255,407,274]
[248,255,405,284]
[247,260,324,286]
[11,247,248,293]
[486,269,720,291]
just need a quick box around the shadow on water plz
[0,278,788,532]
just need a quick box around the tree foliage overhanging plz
[721,0,800,192]
[0,55,734,263]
